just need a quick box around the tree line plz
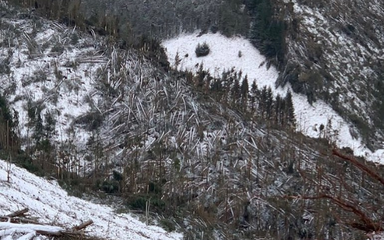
[190,66,296,129]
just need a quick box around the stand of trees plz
[0,94,18,155]
[191,67,296,129]
[245,0,287,67]
[4,0,250,48]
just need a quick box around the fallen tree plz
[0,208,94,239]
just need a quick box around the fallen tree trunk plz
[73,220,94,231]
[0,209,95,239]
[0,222,64,236]
[7,208,29,217]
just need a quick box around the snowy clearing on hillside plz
[162,32,384,164]
[0,18,101,150]
[0,159,183,240]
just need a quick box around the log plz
[0,210,94,239]
[7,208,29,217]
[0,216,40,224]
[0,222,64,235]
[73,220,93,231]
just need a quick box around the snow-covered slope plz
[0,159,182,240]
[162,32,384,163]
[1,19,101,146]
[279,0,384,151]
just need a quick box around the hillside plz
[0,159,183,240]
[162,32,384,163]
[276,0,384,150]
[0,0,384,239]
[74,0,384,153]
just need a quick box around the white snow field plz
[162,32,384,164]
[0,159,183,240]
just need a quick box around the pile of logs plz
[0,208,95,239]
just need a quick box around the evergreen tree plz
[274,94,282,125]
[250,81,259,112]
[231,78,241,107]
[210,78,223,101]
[0,94,16,151]
[240,75,249,111]
[221,71,230,105]
[265,87,273,119]
[44,111,55,139]
[259,86,268,118]
[279,95,286,126]
[33,112,44,144]
[247,0,286,65]
[285,91,296,128]
[196,63,206,89]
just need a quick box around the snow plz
[0,159,183,240]
[0,17,107,173]
[161,32,384,164]
[0,222,63,235]
[163,33,282,94]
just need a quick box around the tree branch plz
[332,149,384,186]
[284,194,382,232]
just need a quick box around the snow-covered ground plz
[0,159,183,240]
[162,32,384,164]
[0,18,100,149]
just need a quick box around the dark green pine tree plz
[196,63,206,89]
[279,96,286,126]
[221,71,231,105]
[210,78,223,101]
[247,0,286,64]
[27,100,36,128]
[250,81,259,113]
[44,111,56,139]
[265,86,274,120]
[225,72,234,94]
[240,75,249,111]
[231,78,241,107]
[33,112,44,144]
[274,94,282,125]
[259,86,268,119]
[0,94,16,151]
[285,91,296,128]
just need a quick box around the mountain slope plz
[278,0,384,150]
[1,1,384,239]
[162,32,384,164]
[0,159,183,240]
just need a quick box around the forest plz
[1,0,384,239]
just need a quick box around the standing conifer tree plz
[259,86,267,119]
[274,94,282,125]
[240,75,249,111]
[285,91,296,128]
[265,87,273,120]
[231,78,241,107]
[249,81,259,113]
